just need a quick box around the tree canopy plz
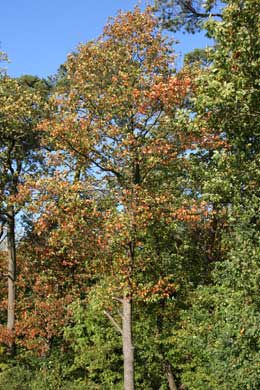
[0,2,259,389]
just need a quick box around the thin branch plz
[60,136,123,180]
[91,158,122,180]
[0,234,7,245]
[103,310,123,335]
[181,0,222,19]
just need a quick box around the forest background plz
[0,1,259,389]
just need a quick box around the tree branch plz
[181,0,222,19]
[103,310,123,335]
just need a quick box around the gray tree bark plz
[164,361,178,390]
[7,208,16,334]
[122,295,134,390]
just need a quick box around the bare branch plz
[181,0,222,19]
[103,310,123,335]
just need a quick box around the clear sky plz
[1,0,209,79]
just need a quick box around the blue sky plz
[1,0,210,78]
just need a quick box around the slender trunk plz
[164,361,177,390]
[7,208,16,334]
[122,295,134,390]
[121,156,138,390]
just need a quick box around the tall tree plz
[165,1,260,388]
[41,7,194,389]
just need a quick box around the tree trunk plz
[122,295,134,390]
[7,208,16,335]
[164,361,177,390]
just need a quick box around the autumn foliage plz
[0,3,259,389]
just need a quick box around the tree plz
[0,75,44,351]
[154,0,222,33]
[173,201,260,390]
[41,7,194,389]
[164,1,260,387]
